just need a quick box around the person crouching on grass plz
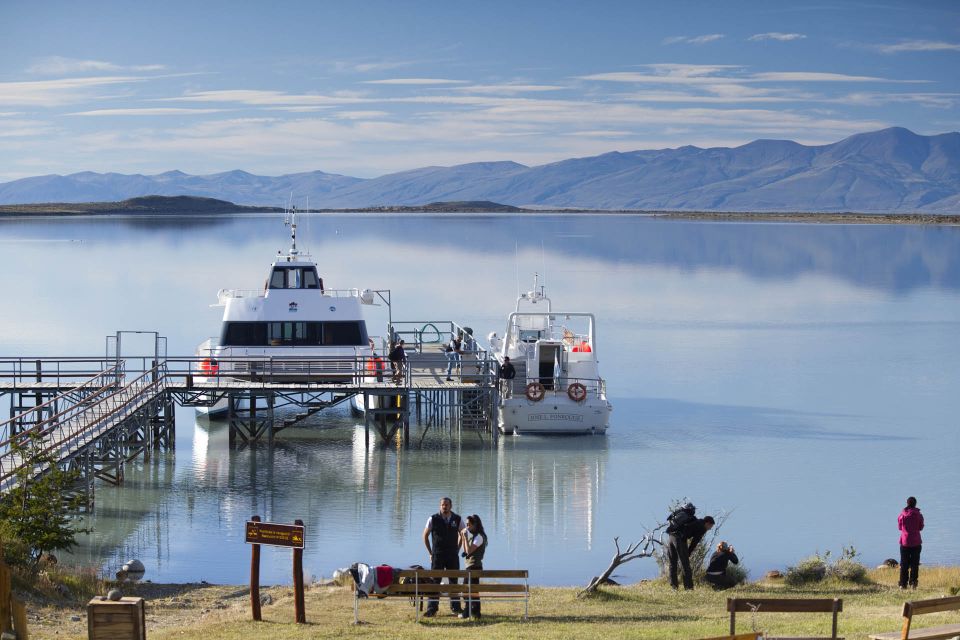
[705,541,740,590]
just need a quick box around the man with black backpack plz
[665,503,715,590]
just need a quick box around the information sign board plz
[245,521,305,549]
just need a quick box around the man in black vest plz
[421,496,465,616]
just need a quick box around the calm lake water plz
[1,213,959,586]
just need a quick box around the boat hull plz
[498,396,611,435]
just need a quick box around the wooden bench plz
[868,595,960,640]
[727,597,844,639]
[353,569,529,623]
[699,634,763,640]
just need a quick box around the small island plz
[0,195,957,224]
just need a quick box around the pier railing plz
[0,363,167,492]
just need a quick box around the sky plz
[1,0,958,181]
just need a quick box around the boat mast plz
[285,206,299,259]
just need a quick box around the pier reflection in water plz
[71,405,607,585]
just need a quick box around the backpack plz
[666,503,697,535]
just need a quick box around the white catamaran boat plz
[488,276,612,435]
[195,210,379,416]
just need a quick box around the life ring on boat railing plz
[567,382,588,403]
[199,358,219,376]
[571,342,592,353]
[525,382,545,402]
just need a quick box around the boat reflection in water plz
[68,409,609,583]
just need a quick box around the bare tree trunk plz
[578,525,666,598]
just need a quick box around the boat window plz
[303,269,321,289]
[269,267,323,289]
[222,322,268,346]
[269,269,286,289]
[323,321,367,346]
[221,321,366,346]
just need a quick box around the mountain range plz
[1,127,957,213]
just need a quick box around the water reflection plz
[2,214,958,583]
[70,409,608,585]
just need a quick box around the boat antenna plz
[284,204,299,258]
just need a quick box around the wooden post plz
[293,519,306,623]
[10,598,27,640]
[250,515,262,621]
[0,559,11,634]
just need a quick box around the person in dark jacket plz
[459,514,487,619]
[666,513,715,590]
[498,356,516,397]
[704,541,739,590]
[388,339,406,383]
[898,496,924,589]
[422,497,465,616]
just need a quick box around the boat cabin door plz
[537,343,565,390]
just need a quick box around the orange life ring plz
[525,382,545,402]
[567,382,587,402]
[200,358,219,375]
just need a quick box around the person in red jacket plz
[898,496,924,589]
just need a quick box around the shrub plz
[786,547,871,586]
[785,554,828,586]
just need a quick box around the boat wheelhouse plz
[195,210,378,414]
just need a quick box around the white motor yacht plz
[488,275,612,435]
[195,210,380,416]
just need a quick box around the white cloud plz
[877,40,960,54]
[750,71,916,83]
[362,78,469,85]
[663,34,725,45]
[27,56,165,75]
[162,90,368,106]
[749,32,807,42]
[0,76,149,107]
[67,108,227,116]
[455,84,567,94]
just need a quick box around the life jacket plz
[464,532,487,569]
[430,512,462,557]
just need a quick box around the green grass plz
[24,566,960,640]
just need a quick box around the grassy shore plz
[22,566,960,639]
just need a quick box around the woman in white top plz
[459,514,487,619]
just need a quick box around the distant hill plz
[1,128,958,213]
[0,195,282,215]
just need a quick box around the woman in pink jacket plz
[898,496,924,589]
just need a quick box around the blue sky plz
[1,0,958,181]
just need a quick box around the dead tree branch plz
[578,523,667,597]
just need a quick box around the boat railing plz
[389,320,479,353]
[512,375,606,399]
[217,288,379,304]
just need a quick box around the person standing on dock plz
[388,340,406,383]
[665,504,715,590]
[445,334,462,381]
[898,496,924,589]
[422,497,465,617]
[498,356,516,398]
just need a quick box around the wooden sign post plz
[245,516,306,623]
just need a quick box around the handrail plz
[0,365,164,489]
[0,364,123,438]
